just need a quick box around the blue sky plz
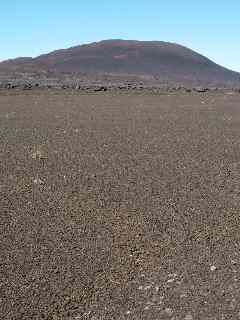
[1,1,239,71]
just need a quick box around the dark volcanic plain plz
[1,90,240,320]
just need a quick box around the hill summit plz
[0,39,239,86]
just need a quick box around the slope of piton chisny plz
[0,39,239,86]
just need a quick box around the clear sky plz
[1,1,239,71]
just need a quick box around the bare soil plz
[1,91,240,319]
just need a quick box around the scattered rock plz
[31,150,46,160]
[33,178,44,185]
[194,87,209,93]
[94,86,107,92]
[165,307,173,315]
[210,265,217,271]
[23,84,32,90]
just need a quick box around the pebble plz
[144,285,152,290]
[165,307,173,315]
[33,178,44,185]
[167,278,175,283]
[210,265,217,271]
[31,150,45,160]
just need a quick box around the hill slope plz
[0,40,239,85]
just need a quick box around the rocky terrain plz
[1,89,240,319]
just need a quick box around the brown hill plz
[0,39,239,85]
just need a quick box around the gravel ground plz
[1,91,240,319]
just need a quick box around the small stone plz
[33,178,44,185]
[31,150,46,160]
[165,308,173,315]
[144,285,152,290]
[210,265,217,271]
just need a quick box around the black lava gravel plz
[1,91,240,319]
